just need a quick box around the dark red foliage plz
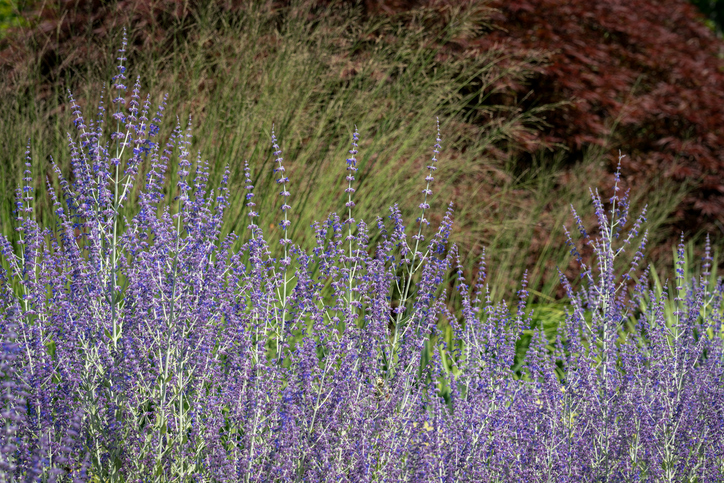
[0,0,265,97]
[480,0,724,242]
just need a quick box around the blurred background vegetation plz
[0,0,722,337]
[0,0,30,38]
[691,0,724,36]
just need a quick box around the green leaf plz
[156,414,168,435]
[43,338,56,360]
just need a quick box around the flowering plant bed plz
[1,31,723,483]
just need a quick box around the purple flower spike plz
[244,160,259,235]
[414,118,442,244]
[271,126,291,253]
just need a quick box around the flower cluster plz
[1,31,723,482]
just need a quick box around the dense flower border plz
[1,30,723,483]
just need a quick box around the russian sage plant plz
[1,31,723,483]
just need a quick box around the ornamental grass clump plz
[1,31,724,483]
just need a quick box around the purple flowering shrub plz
[1,32,724,483]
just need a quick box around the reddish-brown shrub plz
[479,0,724,242]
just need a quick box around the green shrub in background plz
[691,0,724,37]
[0,0,30,39]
